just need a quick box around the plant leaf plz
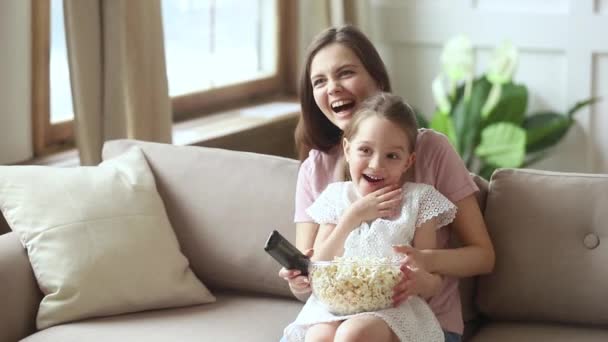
[523,111,573,153]
[452,77,492,164]
[478,163,498,181]
[430,111,458,149]
[567,96,601,118]
[483,82,528,126]
[475,122,526,168]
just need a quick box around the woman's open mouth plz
[331,100,356,115]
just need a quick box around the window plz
[31,0,295,156]
[32,0,74,156]
[161,0,296,120]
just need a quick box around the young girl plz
[280,25,495,342]
[283,93,456,342]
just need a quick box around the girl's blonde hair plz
[343,92,418,153]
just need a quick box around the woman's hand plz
[344,185,403,225]
[278,248,314,301]
[392,245,443,305]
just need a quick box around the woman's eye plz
[339,70,354,77]
[312,79,325,87]
[358,147,371,154]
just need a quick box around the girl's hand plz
[392,245,431,272]
[278,248,314,297]
[345,185,403,225]
[392,246,443,305]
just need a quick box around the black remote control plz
[264,230,310,276]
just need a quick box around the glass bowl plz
[309,258,403,315]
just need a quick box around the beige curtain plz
[297,0,364,76]
[64,0,172,165]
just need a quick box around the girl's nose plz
[369,154,382,169]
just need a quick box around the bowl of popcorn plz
[309,257,403,315]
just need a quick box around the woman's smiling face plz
[309,43,381,131]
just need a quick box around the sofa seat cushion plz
[22,292,303,342]
[469,322,608,342]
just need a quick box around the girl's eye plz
[358,147,371,154]
[387,153,400,160]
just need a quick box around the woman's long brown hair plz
[295,25,392,161]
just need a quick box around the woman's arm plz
[295,222,318,252]
[420,195,495,277]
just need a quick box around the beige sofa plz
[1,139,607,342]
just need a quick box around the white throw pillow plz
[0,147,215,329]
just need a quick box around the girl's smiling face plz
[310,43,381,130]
[343,116,415,196]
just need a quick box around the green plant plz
[419,35,600,180]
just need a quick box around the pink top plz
[294,129,478,335]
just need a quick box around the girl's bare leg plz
[304,321,341,342]
[334,315,398,342]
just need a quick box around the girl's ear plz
[342,138,351,163]
[404,152,416,172]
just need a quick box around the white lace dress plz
[283,181,457,342]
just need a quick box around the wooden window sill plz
[25,99,300,167]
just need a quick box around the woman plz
[280,25,494,342]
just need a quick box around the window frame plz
[31,0,298,156]
[32,0,74,157]
[169,0,298,121]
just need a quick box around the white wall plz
[360,0,608,173]
[0,0,32,164]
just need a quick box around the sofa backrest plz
[103,139,299,298]
[477,168,608,325]
[102,139,493,311]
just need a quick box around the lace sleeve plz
[415,185,457,229]
[305,182,344,225]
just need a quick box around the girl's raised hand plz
[345,185,403,224]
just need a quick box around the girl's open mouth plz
[363,174,384,183]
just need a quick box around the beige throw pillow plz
[0,147,215,329]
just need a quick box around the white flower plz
[441,35,474,84]
[487,41,518,85]
[432,75,451,114]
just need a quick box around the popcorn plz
[310,257,402,315]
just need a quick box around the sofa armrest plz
[0,232,41,342]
